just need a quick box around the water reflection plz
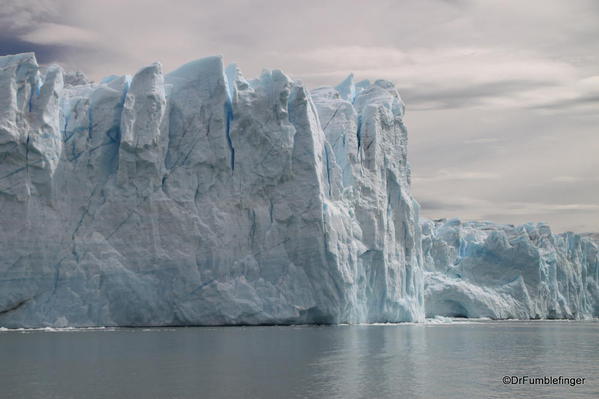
[1,321,598,399]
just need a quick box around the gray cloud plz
[0,37,70,64]
[0,0,60,30]
[402,79,556,110]
[418,199,466,211]
[531,93,599,110]
[0,0,96,70]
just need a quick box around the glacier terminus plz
[0,53,597,328]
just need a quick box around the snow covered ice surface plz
[0,53,423,328]
[422,219,599,319]
[0,53,596,328]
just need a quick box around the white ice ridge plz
[0,53,423,327]
[422,219,599,319]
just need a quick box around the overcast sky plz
[2,0,598,232]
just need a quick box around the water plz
[1,320,598,399]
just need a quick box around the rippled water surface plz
[1,320,598,398]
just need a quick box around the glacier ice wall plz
[422,219,599,319]
[0,53,424,327]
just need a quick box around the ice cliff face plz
[422,219,599,319]
[2,52,596,328]
[0,53,423,327]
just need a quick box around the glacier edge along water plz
[0,53,425,327]
[1,53,597,328]
[421,218,598,319]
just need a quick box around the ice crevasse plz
[0,53,424,327]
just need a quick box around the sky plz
[1,0,598,233]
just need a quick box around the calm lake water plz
[1,320,598,399]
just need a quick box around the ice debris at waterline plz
[0,53,423,327]
[422,219,599,319]
[0,53,597,328]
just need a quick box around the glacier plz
[422,219,598,319]
[0,52,596,328]
[0,53,423,327]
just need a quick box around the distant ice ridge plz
[0,53,423,328]
[422,219,599,319]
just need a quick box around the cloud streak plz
[19,22,100,47]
